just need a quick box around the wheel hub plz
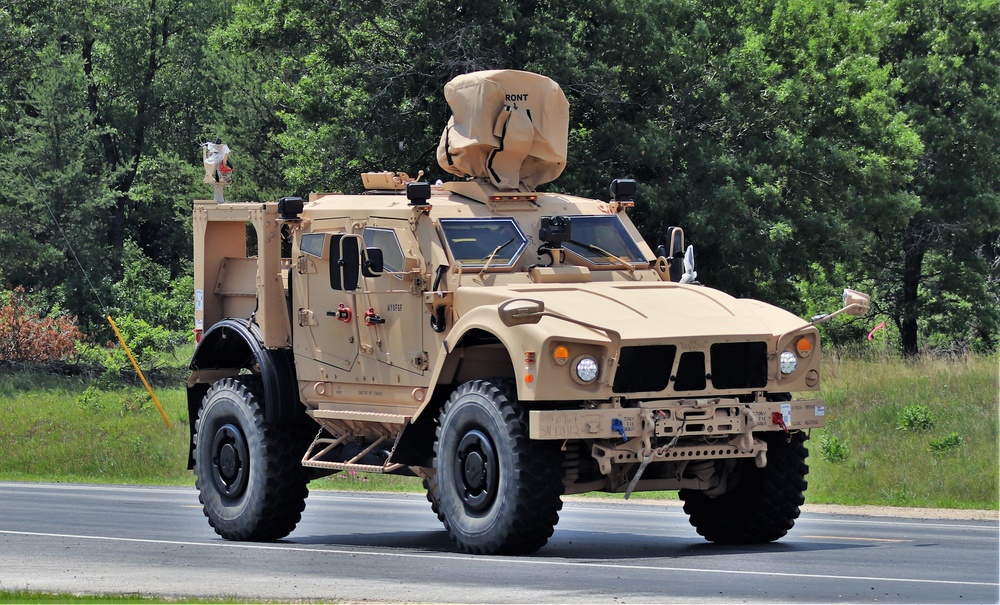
[211,423,249,497]
[454,429,498,512]
[464,451,486,489]
[219,443,238,480]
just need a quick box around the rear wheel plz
[432,378,563,555]
[679,430,809,544]
[193,376,310,541]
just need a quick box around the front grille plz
[612,341,771,394]
[613,345,675,393]
[710,342,768,389]
[674,351,707,391]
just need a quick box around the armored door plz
[292,222,361,378]
[360,220,426,376]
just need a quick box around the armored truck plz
[187,70,869,555]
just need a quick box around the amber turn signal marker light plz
[553,345,570,365]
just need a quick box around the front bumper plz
[529,397,826,441]
[530,397,825,475]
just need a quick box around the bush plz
[897,404,935,431]
[0,286,83,363]
[819,433,850,463]
[76,385,103,412]
[111,240,193,334]
[77,313,188,376]
[930,433,963,458]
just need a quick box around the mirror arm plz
[810,303,865,326]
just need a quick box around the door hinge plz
[409,271,428,295]
[296,255,317,274]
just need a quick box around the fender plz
[389,307,520,467]
[185,319,303,468]
[421,305,526,417]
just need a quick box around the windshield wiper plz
[478,237,516,280]
[567,239,636,277]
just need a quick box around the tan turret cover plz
[437,70,569,190]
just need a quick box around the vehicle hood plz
[453,281,809,343]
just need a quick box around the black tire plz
[422,475,449,529]
[193,376,310,541]
[433,378,564,555]
[679,431,809,544]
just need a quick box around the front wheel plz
[679,431,809,544]
[432,379,564,555]
[193,376,310,541]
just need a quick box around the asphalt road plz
[0,482,997,603]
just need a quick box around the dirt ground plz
[579,497,999,521]
[798,502,998,521]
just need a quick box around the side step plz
[301,429,405,474]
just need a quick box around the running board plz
[301,430,405,474]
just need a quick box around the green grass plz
[1,353,997,509]
[0,370,191,485]
[805,352,999,509]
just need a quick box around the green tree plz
[2,0,996,356]
[874,0,1000,354]
[0,42,115,333]
[1,0,229,334]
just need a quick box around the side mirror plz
[362,247,384,278]
[665,226,685,282]
[330,234,363,291]
[498,299,546,327]
[842,289,871,316]
[811,288,872,325]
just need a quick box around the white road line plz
[1,529,996,588]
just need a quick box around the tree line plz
[1,0,997,355]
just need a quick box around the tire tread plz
[194,376,310,541]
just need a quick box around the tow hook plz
[624,410,656,500]
[772,411,789,434]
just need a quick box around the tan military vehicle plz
[187,70,869,555]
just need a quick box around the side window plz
[300,233,328,258]
[363,227,405,273]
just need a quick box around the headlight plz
[574,356,600,383]
[779,351,798,374]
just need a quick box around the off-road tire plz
[423,476,449,529]
[193,376,310,541]
[679,430,809,544]
[433,378,564,555]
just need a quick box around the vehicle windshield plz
[561,215,646,266]
[440,218,528,268]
